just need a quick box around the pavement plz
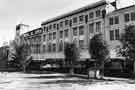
[0,71,135,90]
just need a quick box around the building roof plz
[41,0,107,26]
[108,4,135,15]
[23,27,43,37]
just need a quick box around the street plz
[0,71,135,90]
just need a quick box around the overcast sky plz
[0,0,134,46]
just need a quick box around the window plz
[52,44,56,52]
[65,20,69,26]
[110,30,114,40]
[73,17,78,23]
[44,27,46,32]
[53,23,56,29]
[79,40,84,49]
[43,35,46,41]
[46,27,48,32]
[73,27,78,36]
[49,33,52,40]
[115,29,120,40]
[49,24,52,30]
[59,31,63,38]
[114,16,119,24]
[96,10,101,17]
[96,22,101,32]
[59,41,63,51]
[79,15,84,22]
[43,45,46,53]
[131,12,135,21]
[79,26,84,35]
[124,13,130,22]
[73,38,78,46]
[57,24,59,30]
[53,32,56,39]
[48,43,52,52]
[64,29,69,37]
[89,23,94,33]
[60,21,63,27]
[89,12,94,19]
[109,17,113,25]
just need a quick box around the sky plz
[0,0,134,46]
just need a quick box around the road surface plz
[0,71,135,90]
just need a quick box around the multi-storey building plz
[23,28,43,60]
[39,0,110,60]
[23,0,135,61]
[105,5,135,57]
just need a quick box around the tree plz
[64,42,79,74]
[8,35,32,71]
[89,34,109,77]
[120,25,135,73]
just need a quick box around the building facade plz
[23,0,135,60]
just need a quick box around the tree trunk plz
[70,60,74,75]
[100,61,104,79]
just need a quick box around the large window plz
[89,23,94,33]
[114,16,119,24]
[73,38,78,46]
[65,20,69,26]
[53,32,56,40]
[110,30,114,40]
[57,24,59,30]
[73,17,78,23]
[49,33,52,40]
[79,25,84,35]
[96,21,101,32]
[59,41,63,52]
[89,12,94,19]
[115,29,120,40]
[124,13,130,22]
[109,17,113,25]
[64,29,69,37]
[73,27,78,36]
[60,21,63,28]
[52,44,56,52]
[131,12,135,21]
[43,34,46,41]
[43,45,46,53]
[53,23,56,29]
[48,43,52,52]
[79,40,84,49]
[49,24,52,30]
[96,10,101,17]
[79,15,84,22]
[59,31,63,38]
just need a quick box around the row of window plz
[28,36,41,44]
[109,16,119,25]
[42,39,85,53]
[44,9,102,32]
[124,12,135,22]
[43,21,101,41]
[89,21,101,33]
[109,12,135,25]
[73,25,85,36]
[31,44,41,54]
[43,25,85,41]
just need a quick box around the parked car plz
[104,57,126,76]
